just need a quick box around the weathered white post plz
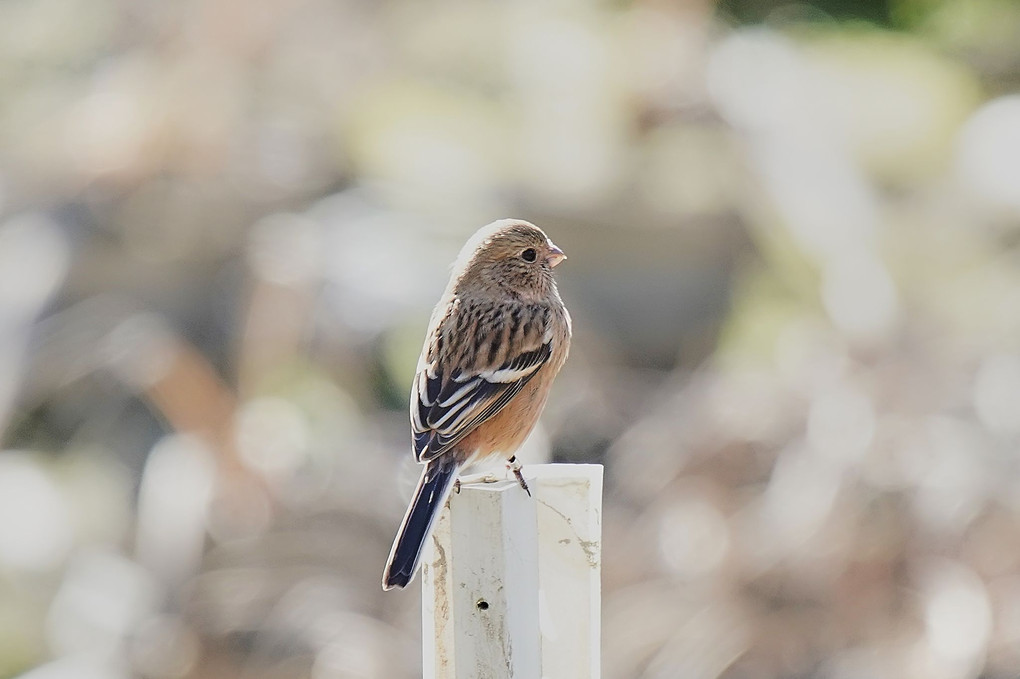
[421,463,603,679]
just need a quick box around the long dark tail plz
[382,457,460,590]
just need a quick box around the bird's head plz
[453,219,566,299]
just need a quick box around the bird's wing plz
[411,340,552,463]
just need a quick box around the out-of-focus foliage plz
[1,0,1019,678]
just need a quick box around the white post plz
[533,464,603,679]
[421,463,603,679]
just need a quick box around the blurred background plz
[2,0,1020,677]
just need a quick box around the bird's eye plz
[521,248,537,262]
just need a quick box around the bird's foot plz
[453,472,500,493]
[506,455,531,497]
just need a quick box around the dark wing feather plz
[411,342,552,462]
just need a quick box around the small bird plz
[382,219,572,591]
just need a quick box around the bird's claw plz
[454,473,500,493]
[506,455,531,497]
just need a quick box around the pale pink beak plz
[547,242,566,267]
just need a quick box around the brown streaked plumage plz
[382,219,572,591]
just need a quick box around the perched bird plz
[382,219,572,591]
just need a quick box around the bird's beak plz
[547,243,566,267]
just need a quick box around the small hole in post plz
[476,599,489,611]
